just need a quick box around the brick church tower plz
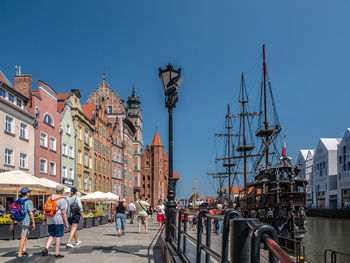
[141,131,169,207]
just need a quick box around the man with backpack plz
[9,187,35,258]
[135,195,150,234]
[41,184,68,258]
[66,187,84,248]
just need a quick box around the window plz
[103,128,106,137]
[89,157,92,168]
[49,137,56,151]
[20,123,27,139]
[84,129,89,144]
[16,98,22,108]
[69,146,74,158]
[77,175,81,188]
[5,115,14,133]
[62,143,68,156]
[113,151,117,161]
[109,123,112,128]
[116,138,118,145]
[113,168,117,178]
[0,88,6,98]
[62,166,67,178]
[89,178,92,192]
[77,151,82,164]
[78,126,82,140]
[99,126,102,134]
[107,147,110,157]
[108,106,112,113]
[118,153,121,162]
[89,135,93,147]
[8,94,15,103]
[49,162,56,176]
[19,153,27,168]
[99,142,102,153]
[40,132,48,147]
[69,168,74,179]
[113,184,116,194]
[118,185,121,196]
[84,172,89,190]
[103,145,106,156]
[94,139,97,151]
[84,150,89,167]
[43,114,54,126]
[66,124,71,135]
[118,169,121,179]
[40,159,47,173]
[4,148,14,165]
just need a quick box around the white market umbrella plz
[80,191,109,202]
[104,192,119,201]
[0,170,53,197]
[37,178,71,194]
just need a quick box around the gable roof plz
[163,150,168,161]
[81,104,96,120]
[0,71,13,88]
[151,131,163,147]
[57,102,66,113]
[173,172,179,179]
[57,93,71,101]
[320,138,342,151]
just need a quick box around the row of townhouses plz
[297,129,350,208]
[0,69,147,203]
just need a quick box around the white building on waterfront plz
[297,149,315,207]
[312,138,341,208]
[337,129,350,208]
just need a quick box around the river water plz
[304,217,350,262]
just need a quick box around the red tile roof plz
[57,93,71,101]
[151,131,163,147]
[81,104,96,120]
[173,172,179,179]
[0,71,13,87]
[163,150,168,161]
[57,102,66,112]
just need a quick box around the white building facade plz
[297,149,315,208]
[337,129,350,208]
[312,138,341,208]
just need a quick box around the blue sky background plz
[1,0,350,198]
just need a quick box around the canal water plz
[304,217,350,262]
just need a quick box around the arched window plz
[43,113,54,126]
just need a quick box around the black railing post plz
[177,210,182,254]
[196,210,208,263]
[222,210,240,263]
[230,218,257,263]
[183,211,187,255]
[205,217,212,263]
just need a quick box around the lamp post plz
[159,63,183,241]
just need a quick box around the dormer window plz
[8,94,15,103]
[43,113,54,126]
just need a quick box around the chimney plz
[14,74,33,108]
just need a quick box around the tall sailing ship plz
[208,45,307,254]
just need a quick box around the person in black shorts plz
[66,187,84,248]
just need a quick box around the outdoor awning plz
[80,191,119,202]
[0,170,53,195]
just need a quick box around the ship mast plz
[263,44,269,166]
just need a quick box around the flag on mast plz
[282,135,286,157]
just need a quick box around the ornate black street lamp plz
[159,63,183,241]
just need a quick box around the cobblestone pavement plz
[0,219,162,263]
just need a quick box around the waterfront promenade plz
[0,220,162,263]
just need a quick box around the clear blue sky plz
[1,0,350,199]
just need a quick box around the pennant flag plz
[282,135,286,157]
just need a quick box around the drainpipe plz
[34,108,40,177]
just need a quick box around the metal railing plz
[324,249,350,263]
[167,209,297,263]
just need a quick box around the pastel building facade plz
[0,71,35,174]
[69,90,94,193]
[57,94,75,187]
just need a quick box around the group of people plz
[114,196,166,236]
[9,185,84,259]
[8,186,167,260]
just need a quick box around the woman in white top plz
[156,199,165,229]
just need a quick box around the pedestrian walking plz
[135,195,150,234]
[115,197,127,237]
[127,201,136,224]
[66,187,84,248]
[9,187,35,258]
[156,199,165,229]
[41,185,69,258]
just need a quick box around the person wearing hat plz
[66,187,84,248]
[42,184,68,258]
[9,187,35,258]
